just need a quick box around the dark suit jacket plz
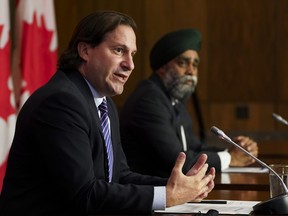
[120,73,223,178]
[0,70,167,216]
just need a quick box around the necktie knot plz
[99,99,108,115]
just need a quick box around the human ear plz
[77,42,89,61]
[156,64,168,77]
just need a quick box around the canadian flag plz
[13,0,58,108]
[0,0,17,192]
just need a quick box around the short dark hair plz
[58,11,137,70]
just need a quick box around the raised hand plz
[166,152,215,207]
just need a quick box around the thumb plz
[173,152,186,172]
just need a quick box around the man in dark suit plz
[120,29,259,178]
[0,11,215,215]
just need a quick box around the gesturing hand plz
[166,152,215,207]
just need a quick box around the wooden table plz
[214,172,269,191]
[207,189,269,201]
[93,172,273,215]
[211,172,270,201]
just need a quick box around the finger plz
[235,136,257,149]
[191,198,202,203]
[201,171,214,186]
[194,163,209,182]
[207,179,215,189]
[233,136,249,147]
[249,148,258,156]
[233,136,244,142]
[199,163,209,176]
[197,173,215,199]
[241,142,256,153]
[186,154,208,176]
[207,169,216,188]
[199,185,209,198]
[207,167,216,177]
[195,172,215,200]
[195,191,208,201]
[247,141,258,152]
[172,152,186,173]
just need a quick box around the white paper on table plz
[155,200,260,215]
[222,167,269,173]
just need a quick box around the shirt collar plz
[84,79,105,107]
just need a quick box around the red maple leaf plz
[20,12,57,96]
[0,25,15,121]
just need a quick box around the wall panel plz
[275,0,288,102]
[207,0,277,102]
[54,0,288,155]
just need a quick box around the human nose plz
[121,55,135,71]
[186,63,197,76]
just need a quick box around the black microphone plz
[272,113,288,126]
[210,126,288,215]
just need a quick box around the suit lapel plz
[64,70,102,129]
[64,70,110,180]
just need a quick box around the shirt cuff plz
[152,186,166,210]
[217,150,231,171]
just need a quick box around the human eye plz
[193,59,200,68]
[114,47,124,55]
[177,59,188,68]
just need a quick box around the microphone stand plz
[272,113,288,126]
[210,126,288,215]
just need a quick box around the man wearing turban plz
[120,29,259,177]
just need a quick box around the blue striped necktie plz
[98,98,113,182]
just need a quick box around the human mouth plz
[114,72,128,83]
[184,76,197,86]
